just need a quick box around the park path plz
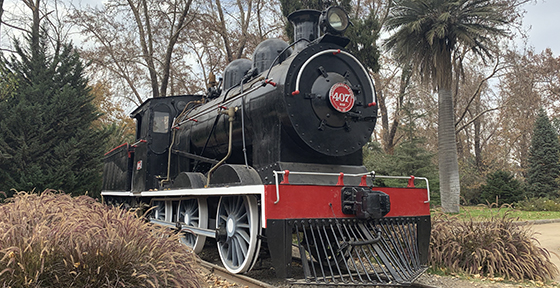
[530,220,560,281]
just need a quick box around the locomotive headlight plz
[321,6,349,35]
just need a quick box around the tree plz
[384,0,511,213]
[495,49,560,179]
[0,30,108,198]
[480,170,524,205]
[364,97,440,204]
[71,0,196,103]
[90,81,136,150]
[527,109,560,198]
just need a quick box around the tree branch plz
[455,105,504,134]
[455,58,504,127]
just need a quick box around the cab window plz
[153,111,169,133]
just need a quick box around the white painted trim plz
[294,49,375,97]
[102,185,267,228]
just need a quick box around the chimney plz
[288,9,321,52]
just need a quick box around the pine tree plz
[527,109,560,198]
[480,170,524,205]
[0,33,108,198]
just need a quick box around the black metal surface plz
[257,162,371,186]
[173,39,376,180]
[290,217,427,286]
[341,187,391,219]
[208,164,262,187]
[173,172,206,188]
[102,144,132,191]
[266,220,293,279]
[223,59,252,91]
[252,39,292,75]
[283,42,378,157]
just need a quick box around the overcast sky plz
[2,0,558,56]
[521,0,559,54]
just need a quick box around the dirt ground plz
[530,221,560,282]
[413,220,560,288]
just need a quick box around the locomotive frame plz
[102,6,431,286]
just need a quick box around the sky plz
[521,0,560,54]
[1,0,558,55]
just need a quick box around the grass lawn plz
[432,206,560,221]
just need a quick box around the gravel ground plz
[414,273,559,288]
[198,220,560,288]
[202,269,560,288]
[198,241,560,288]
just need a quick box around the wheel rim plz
[216,195,260,274]
[178,198,208,253]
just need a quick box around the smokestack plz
[288,9,321,52]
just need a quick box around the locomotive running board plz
[288,217,429,286]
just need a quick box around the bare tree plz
[71,0,196,104]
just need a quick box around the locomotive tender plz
[102,6,431,286]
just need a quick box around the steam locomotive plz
[102,6,430,286]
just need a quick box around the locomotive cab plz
[102,95,202,192]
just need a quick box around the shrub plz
[480,170,524,205]
[430,211,559,281]
[516,197,560,212]
[0,191,201,287]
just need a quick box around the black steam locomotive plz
[102,7,430,285]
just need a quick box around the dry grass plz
[430,211,559,281]
[0,190,201,287]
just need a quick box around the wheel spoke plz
[235,234,249,256]
[237,223,250,229]
[177,198,207,254]
[237,229,250,244]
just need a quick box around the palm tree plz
[384,0,507,213]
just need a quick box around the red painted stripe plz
[264,185,429,220]
[104,143,129,156]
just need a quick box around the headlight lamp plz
[321,6,349,35]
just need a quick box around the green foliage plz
[280,0,328,42]
[344,12,380,73]
[451,206,560,221]
[430,212,559,281]
[0,33,109,198]
[527,109,560,198]
[0,191,201,287]
[480,170,525,205]
[363,138,440,205]
[516,197,560,212]
[384,0,508,86]
[280,0,378,73]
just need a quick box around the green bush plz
[430,211,559,281]
[0,191,201,287]
[516,197,560,212]
[480,170,524,205]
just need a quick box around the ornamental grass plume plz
[0,190,201,287]
[430,210,559,281]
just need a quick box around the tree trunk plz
[160,0,193,98]
[0,0,4,34]
[128,0,159,98]
[437,50,461,213]
[474,97,482,170]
